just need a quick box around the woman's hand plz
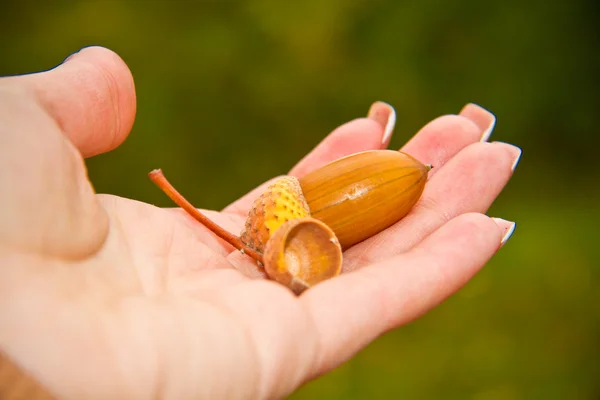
[0,46,520,399]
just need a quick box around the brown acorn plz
[148,148,430,294]
[298,150,431,249]
[238,150,430,251]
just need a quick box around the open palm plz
[0,47,520,400]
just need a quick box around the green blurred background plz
[1,1,598,398]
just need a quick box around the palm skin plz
[0,47,521,400]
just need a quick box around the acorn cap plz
[263,217,343,295]
[241,176,311,253]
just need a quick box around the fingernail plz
[481,118,496,142]
[510,146,522,171]
[492,218,516,245]
[367,101,396,146]
[459,103,496,142]
[492,141,522,172]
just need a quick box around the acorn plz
[298,149,430,249]
[148,148,430,294]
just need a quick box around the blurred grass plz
[1,0,598,398]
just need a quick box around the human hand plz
[0,46,521,399]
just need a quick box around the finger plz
[289,117,382,177]
[366,101,396,147]
[302,213,515,377]
[399,103,496,177]
[345,141,522,269]
[222,102,394,216]
[290,101,396,176]
[7,46,136,158]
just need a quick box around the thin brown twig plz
[148,169,263,264]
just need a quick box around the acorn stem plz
[148,169,264,263]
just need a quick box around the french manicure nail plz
[492,218,516,245]
[492,141,522,172]
[510,146,522,171]
[367,101,396,146]
[480,113,496,142]
[459,103,496,142]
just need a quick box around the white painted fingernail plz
[367,101,396,145]
[492,218,516,245]
[468,103,496,142]
[511,146,523,171]
[459,103,496,142]
[480,112,496,142]
[492,141,522,172]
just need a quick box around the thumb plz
[0,47,136,259]
[7,46,137,158]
